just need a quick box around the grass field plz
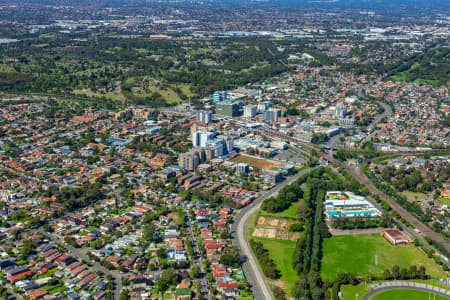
[371,289,448,300]
[341,284,370,300]
[437,196,450,205]
[230,154,286,171]
[401,191,427,201]
[260,201,298,220]
[321,234,443,280]
[254,237,298,294]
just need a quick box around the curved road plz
[363,286,450,300]
[231,167,316,300]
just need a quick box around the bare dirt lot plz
[252,216,300,241]
[230,154,286,171]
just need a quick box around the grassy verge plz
[401,191,427,201]
[341,284,371,300]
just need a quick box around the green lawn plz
[49,285,67,294]
[254,237,298,294]
[260,201,298,220]
[401,191,427,201]
[371,289,448,300]
[341,284,370,300]
[437,197,450,205]
[321,234,443,280]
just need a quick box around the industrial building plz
[381,229,412,245]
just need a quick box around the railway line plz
[258,127,450,253]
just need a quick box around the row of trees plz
[250,239,280,279]
[330,215,391,230]
[292,168,339,299]
[381,265,428,281]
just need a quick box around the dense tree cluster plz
[261,183,303,213]
[311,133,328,145]
[42,181,104,210]
[219,247,241,268]
[0,37,294,104]
[385,46,449,87]
[381,165,436,193]
[272,285,287,300]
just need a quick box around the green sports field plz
[321,234,443,280]
[371,289,448,300]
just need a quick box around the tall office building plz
[236,163,250,175]
[199,132,214,148]
[178,148,205,171]
[192,131,201,147]
[179,152,200,171]
[213,91,228,102]
[257,101,272,112]
[192,131,214,148]
[216,103,240,117]
[196,110,212,124]
[264,108,281,122]
[335,104,347,118]
[225,140,234,154]
[207,141,224,157]
[243,105,257,118]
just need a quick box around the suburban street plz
[30,226,123,300]
[231,167,316,300]
[48,234,123,300]
[186,212,211,299]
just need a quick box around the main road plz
[231,167,316,300]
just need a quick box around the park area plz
[371,289,448,300]
[253,237,298,295]
[321,234,444,280]
[230,154,286,171]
